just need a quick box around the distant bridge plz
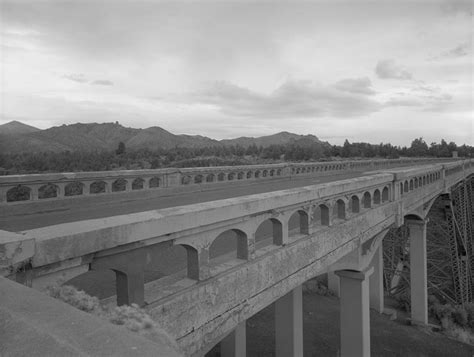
[1,158,473,356]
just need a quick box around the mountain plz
[0,121,327,154]
[0,121,40,135]
[221,131,325,147]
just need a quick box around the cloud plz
[333,77,376,95]
[91,79,114,86]
[375,59,413,80]
[63,73,88,83]
[188,79,381,119]
[434,42,470,60]
[385,98,423,107]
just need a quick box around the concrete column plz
[143,178,150,189]
[30,185,40,201]
[408,219,428,325]
[125,180,132,192]
[56,183,66,198]
[115,270,144,306]
[275,285,303,357]
[327,271,340,297]
[336,268,373,357]
[221,321,246,357]
[369,242,384,313]
[0,187,7,203]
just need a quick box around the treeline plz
[0,137,472,175]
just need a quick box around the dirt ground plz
[208,291,473,357]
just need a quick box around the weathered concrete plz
[336,268,373,357]
[1,159,472,356]
[0,276,182,357]
[408,218,429,325]
[369,243,384,313]
[275,285,303,357]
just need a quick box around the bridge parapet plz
[0,157,456,204]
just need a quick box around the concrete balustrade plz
[1,159,473,356]
[0,158,459,204]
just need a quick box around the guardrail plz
[0,157,459,204]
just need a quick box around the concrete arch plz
[262,170,268,177]
[65,181,84,196]
[180,244,200,280]
[206,173,215,183]
[276,169,282,176]
[363,191,371,208]
[255,170,261,178]
[269,169,275,177]
[194,175,203,184]
[209,229,248,261]
[423,176,426,185]
[112,178,127,192]
[382,186,389,202]
[288,209,309,236]
[182,175,192,185]
[404,180,409,193]
[246,171,253,179]
[335,199,346,219]
[228,172,235,181]
[255,218,283,249]
[38,183,59,199]
[409,179,414,191]
[149,176,161,188]
[90,180,107,194]
[218,173,226,181]
[237,172,244,180]
[414,177,419,189]
[373,189,381,204]
[400,182,404,195]
[319,204,330,226]
[351,195,360,213]
[6,185,31,202]
[132,178,145,190]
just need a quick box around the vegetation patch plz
[45,285,179,350]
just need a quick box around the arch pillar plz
[221,321,246,357]
[336,268,373,357]
[369,242,384,313]
[91,248,146,306]
[407,218,428,325]
[275,285,303,357]
[30,184,40,201]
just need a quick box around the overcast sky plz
[0,0,472,145]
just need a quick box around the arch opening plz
[288,210,309,237]
[65,181,84,196]
[90,181,106,194]
[38,183,58,199]
[132,178,145,190]
[363,192,371,208]
[209,229,248,264]
[6,185,31,202]
[255,218,283,250]
[112,178,127,192]
[373,189,381,204]
[149,176,161,188]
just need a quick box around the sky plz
[0,0,472,146]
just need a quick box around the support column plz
[336,268,373,357]
[327,271,340,297]
[275,285,303,357]
[221,321,246,357]
[115,270,144,306]
[369,242,384,313]
[408,219,428,325]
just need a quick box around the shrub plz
[45,285,100,313]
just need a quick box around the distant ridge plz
[0,121,327,154]
[0,121,40,135]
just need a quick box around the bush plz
[45,285,100,313]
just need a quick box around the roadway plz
[1,169,381,232]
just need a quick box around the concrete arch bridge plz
[1,158,473,356]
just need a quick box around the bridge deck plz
[0,169,377,232]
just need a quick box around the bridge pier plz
[336,268,373,357]
[369,242,384,313]
[275,285,303,357]
[327,271,340,297]
[221,321,246,357]
[408,219,428,325]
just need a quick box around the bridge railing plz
[0,157,457,204]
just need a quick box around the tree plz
[116,141,126,155]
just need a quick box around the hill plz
[0,121,40,135]
[0,121,327,154]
